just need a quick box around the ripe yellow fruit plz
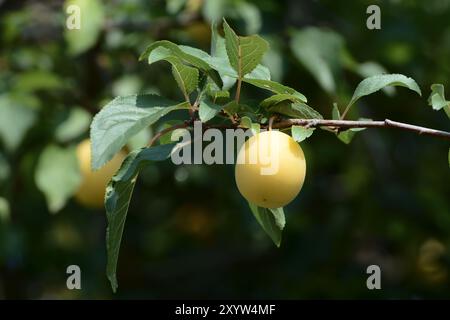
[235,131,306,208]
[74,139,126,209]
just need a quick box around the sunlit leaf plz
[268,102,323,119]
[90,94,189,170]
[292,126,315,142]
[429,84,450,118]
[348,73,421,108]
[243,79,307,102]
[260,93,307,109]
[140,40,223,88]
[199,98,223,122]
[223,19,269,79]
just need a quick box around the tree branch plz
[271,118,450,140]
[148,123,189,147]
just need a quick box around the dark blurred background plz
[0,0,449,299]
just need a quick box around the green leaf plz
[290,28,344,93]
[166,0,187,14]
[35,145,81,213]
[337,130,356,144]
[239,116,253,129]
[337,127,367,144]
[199,98,223,122]
[126,128,151,150]
[292,126,315,142]
[171,58,199,97]
[448,148,450,168]
[223,20,269,79]
[260,93,307,109]
[239,116,260,134]
[210,24,270,89]
[202,0,227,23]
[55,107,92,143]
[355,62,394,95]
[234,1,262,34]
[248,202,284,247]
[243,79,307,102]
[14,71,65,92]
[106,143,180,292]
[428,84,450,114]
[445,106,450,120]
[0,94,38,152]
[0,152,10,183]
[222,100,240,116]
[0,197,10,222]
[332,103,341,120]
[90,94,189,170]
[205,82,230,100]
[140,40,223,88]
[64,0,105,55]
[269,207,286,230]
[268,102,323,119]
[348,74,422,108]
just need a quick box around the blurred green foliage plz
[0,0,449,299]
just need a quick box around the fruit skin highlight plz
[74,139,126,208]
[235,131,306,209]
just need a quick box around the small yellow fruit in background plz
[417,239,448,284]
[235,131,306,208]
[74,139,126,209]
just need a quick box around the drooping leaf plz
[139,40,223,88]
[290,28,344,93]
[337,126,367,144]
[292,126,315,142]
[0,94,38,152]
[55,107,92,143]
[269,207,286,230]
[243,79,307,102]
[337,130,356,144]
[106,143,180,292]
[64,0,105,55]
[248,202,284,247]
[90,94,189,170]
[268,102,323,119]
[348,74,422,108]
[223,20,269,79]
[35,145,81,213]
[199,98,224,122]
